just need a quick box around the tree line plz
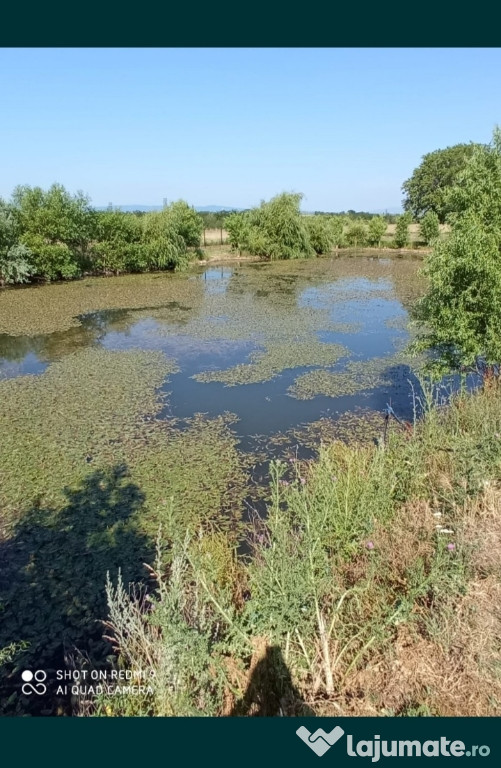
[0,187,203,284]
[1,136,483,287]
[0,186,429,285]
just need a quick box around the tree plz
[0,201,33,284]
[162,200,203,249]
[329,216,345,248]
[345,221,368,248]
[367,216,387,247]
[394,212,412,248]
[225,212,250,254]
[91,210,142,273]
[304,215,337,254]
[226,193,315,261]
[141,201,202,271]
[419,210,440,245]
[10,184,94,280]
[402,143,483,223]
[446,130,501,239]
[413,128,501,376]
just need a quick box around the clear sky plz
[1,48,499,212]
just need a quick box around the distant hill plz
[95,204,401,215]
[196,205,241,213]
[96,204,241,213]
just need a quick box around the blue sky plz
[1,48,499,211]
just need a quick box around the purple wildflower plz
[447,542,456,552]
[366,541,375,550]
[279,479,289,487]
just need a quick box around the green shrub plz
[394,212,412,248]
[304,216,338,254]
[0,204,33,283]
[367,216,387,247]
[227,193,315,260]
[420,211,440,245]
[0,244,33,284]
[20,234,79,280]
[345,221,368,247]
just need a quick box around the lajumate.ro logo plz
[296,725,491,761]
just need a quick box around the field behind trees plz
[201,221,450,254]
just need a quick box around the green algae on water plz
[194,341,348,386]
[0,348,250,537]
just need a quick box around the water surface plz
[0,255,426,442]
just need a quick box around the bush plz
[11,184,93,278]
[420,211,440,245]
[226,212,250,253]
[345,221,368,247]
[367,216,387,247]
[413,214,501,375]
[227,193,315,261]
[0,203,33,283]
[305,216,338,254]
[394,212,412,248]
[163,201,203,249]
[20,234,79,280]
[0,244,33,284]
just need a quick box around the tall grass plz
[95,383,501,716]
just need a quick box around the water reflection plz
[201,267,233,295]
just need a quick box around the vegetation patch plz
[0,271,207,336]
[288,356,411,400]
[266,411,388,456]
[194,341,347,386]
[95,385,501,717]
[0,347,252,713]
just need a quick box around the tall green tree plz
[394,212,412,248]
[413,128,501,376]
[402,143,483,223]
[367,216,387,247]
[163,200,203,249]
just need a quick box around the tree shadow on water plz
[231,646,315,717]
[0,465,154,715]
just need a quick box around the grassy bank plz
[94,381,501,717]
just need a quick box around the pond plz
[0,253,426,444]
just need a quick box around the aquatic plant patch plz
[194,341,348,386]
